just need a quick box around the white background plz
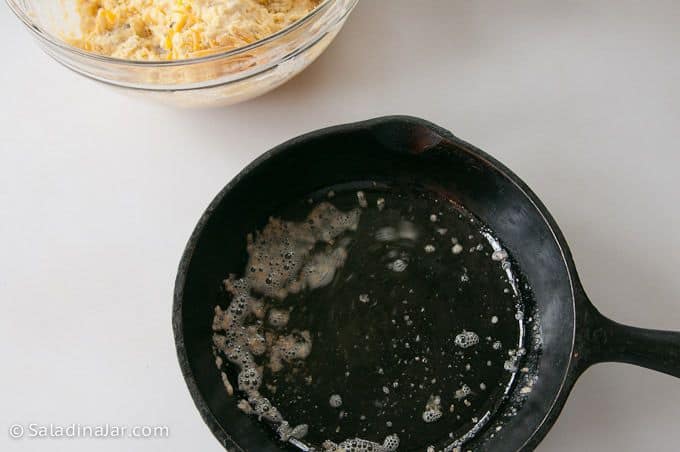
[1,1,679,451]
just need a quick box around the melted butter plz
[212,202,360,439]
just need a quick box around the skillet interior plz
[173,117,578,451]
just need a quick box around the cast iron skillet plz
[173,116,680,451]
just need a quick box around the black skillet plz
[173,116,680,451]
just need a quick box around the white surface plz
[1,1,679,451]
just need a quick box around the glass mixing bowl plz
[7,0,359,107]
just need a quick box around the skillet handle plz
[583,306,680,378]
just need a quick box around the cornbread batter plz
[68,0,320,60]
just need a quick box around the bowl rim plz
[6,0,355,67]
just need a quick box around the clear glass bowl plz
[7,0,358,107]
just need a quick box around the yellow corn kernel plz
[192,30,202,51]
[94,10,108,32]
[164,30,175,50]
[174,14,188,32]
[86,3,99,16]
[130,17,147,37]
[142,11,156,25]
[104,9,116,26]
